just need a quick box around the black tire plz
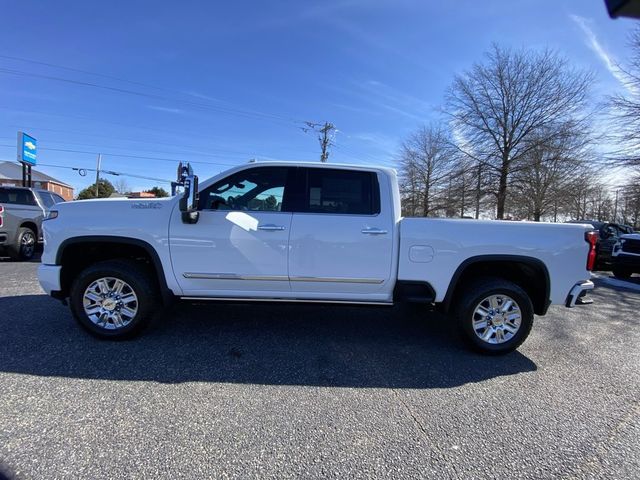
[453,277,534,355]
[612,267,633,280]
[8,227,37,261]
[69,259,158,339]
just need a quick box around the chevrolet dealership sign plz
[17,131,37,166]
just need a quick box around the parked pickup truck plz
[0,186,65,260]
[38,162,595,354]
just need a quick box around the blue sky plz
[0,0,636,193]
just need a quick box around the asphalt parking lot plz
[0,259,639,479]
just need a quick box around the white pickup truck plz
[38,161,595,354]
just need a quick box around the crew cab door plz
[169,166,295,296]
[288,167,395,300]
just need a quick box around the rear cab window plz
[0,188,38,206]
[302,168,380,215]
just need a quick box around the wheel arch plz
[441,255,551,316]
[56,236,174,304]
[19,221,38,237]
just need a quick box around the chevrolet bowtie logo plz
[24,141,36,150]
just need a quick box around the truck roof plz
[247,159,395,171]
[196,160,398,190]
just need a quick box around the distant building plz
[127,191,156,198]
[0,161,74,200]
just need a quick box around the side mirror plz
[179,175,200,224]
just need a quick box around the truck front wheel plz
[69,259,158,339]
[612,267,633,280]
[453,277,534,355]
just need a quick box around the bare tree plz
[509,121,590,221]
[444,158,478,218]
[445,45,593,219]
[561,165,618,222]
[608,27,640,171]
[398,124,458,217]
[113,178,131,194]
[618,176,640,228]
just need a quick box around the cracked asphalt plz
[0,258,638,479]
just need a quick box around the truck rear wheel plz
[9,227,37,261]
[453,277,534,355]
[69,259,158,339]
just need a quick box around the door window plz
[303,168,380,215]
[199,167,290,212]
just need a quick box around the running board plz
[180,296,393,306]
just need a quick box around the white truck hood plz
[41,197,176,265]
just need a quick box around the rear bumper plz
[38,264,62,295]
[565,280,594,307]
[612,253,640,269]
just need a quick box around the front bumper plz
[565,280,594,308]
[612,253,640,269]
[38,264,62,295]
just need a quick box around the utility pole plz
[304,121,335,162]
[614,189,619,222]
[95,154,102,197]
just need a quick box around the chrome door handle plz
[258,224,286,231]
[361,228,388,235]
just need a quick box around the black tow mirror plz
[179,175,200,224]
[602,226,616,239]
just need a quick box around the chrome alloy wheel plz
[20,230,36,258]
[472,294,522,344]
[82,277,139,330]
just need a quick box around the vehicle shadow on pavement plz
[0,295,537,389]
[596,274,640,289]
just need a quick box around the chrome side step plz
[565,280,595,307]
[180,296,393,306]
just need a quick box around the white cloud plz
[569,14,634,94]
[451,121,475,157]
[147,105,183,114]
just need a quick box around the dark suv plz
[566,220,634,270]
[0,186,65,260]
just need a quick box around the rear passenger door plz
[288,167,395,299]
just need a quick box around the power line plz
[0,54,183,94]
[0,144,320,169]
[0,124,318,159]
[0,56,400,167]
[0,159,173,184]
[0,136,261,162]
[0,54,305,125]
[0,66,303,128]
[0,143,244,168]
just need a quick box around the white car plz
[38,161,595,354]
